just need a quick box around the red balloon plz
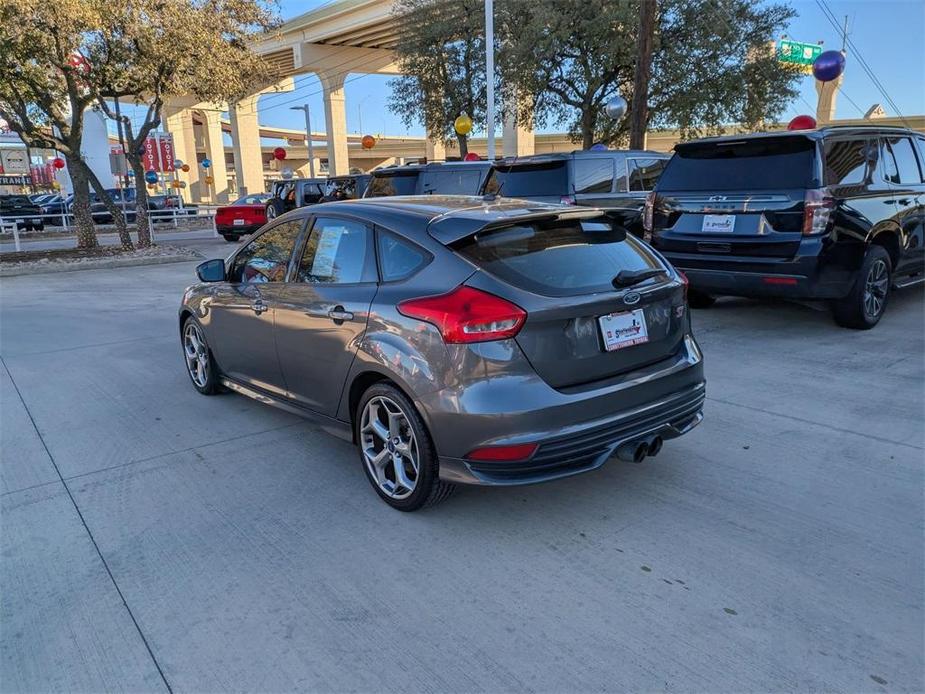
[464,152,481,161]
[273,147,287,160]
[788,115,817,131]
[52,157,65,169]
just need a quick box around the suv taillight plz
[559,195,576,206]
[803,189,834,235]
[398,286,526,344]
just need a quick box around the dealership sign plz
[141,133,176,172]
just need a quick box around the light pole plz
[290,105,316,178]
[485,0,495,160]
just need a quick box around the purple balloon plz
[812,50,846,82]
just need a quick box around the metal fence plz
[1,205,222,251]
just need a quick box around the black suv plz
[0,195,44,231]
[266,178,326,220]
[481,150,669,236]
[647,126,925,329]
[364,161,491,198]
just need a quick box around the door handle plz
[252,300,268,315]
[328,306,354,322]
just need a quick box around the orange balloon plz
[171,180,181,188]
[361,134,376,150]
[204,175,214,185]
[181,163,190,172]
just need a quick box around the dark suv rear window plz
[366,172,419,197]
[483,161,568,197]
[454,219,662,297]
[659,137,816,191]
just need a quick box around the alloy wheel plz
[183,321,210,388]
[360,395,420,500]
[863,259,888,319]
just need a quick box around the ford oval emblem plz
[623,291,641,305]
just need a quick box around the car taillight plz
[559,195,576,205]
[803,189,834,235]
[397,286,526,344]
[466,443,538,462]
[643,191,655,234]
[678,270,689,302]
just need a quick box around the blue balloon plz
[590,143,608,151]
[201,158,211,169]
[144,170,158,184]
[812,50,845,82]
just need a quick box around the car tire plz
[181,317,221,395]
[688,289,716,309]
[832,245,891,330]
[356,382,455,512]
[221,234,239,243]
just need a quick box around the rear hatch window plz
[455,217,686,389]
[483,161,568,197]
[366,172,420,197]
[659,137,817,191]
[454,219,663,297]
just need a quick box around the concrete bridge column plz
[229,94,265,195]
[164,106,200,202]
[201,110,230,203]
[320,72,350,176]
[502,108,534,157]
[425,137,446,162]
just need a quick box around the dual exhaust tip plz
[616,435,663,464]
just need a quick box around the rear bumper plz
[662,243,855,300]
[432,335,705,486]
[439,384,704,485]
[216,223,262,235]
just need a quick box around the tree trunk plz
[129,156,153,247]
[580,108,595,150]
[457,133,468,158]
[630,0,657,149]
[79,161,134,250]
[64,154,98,249]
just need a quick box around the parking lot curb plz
[0,251,204,277]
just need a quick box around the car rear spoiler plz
[428,207,624,245]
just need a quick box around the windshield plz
[366,172,420,197]
[659,137,817,191]
[483,161,569,197]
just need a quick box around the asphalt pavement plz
[1,236,923,692]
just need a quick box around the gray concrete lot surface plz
[1,236,923,692]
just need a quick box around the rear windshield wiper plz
[611,268,667,289]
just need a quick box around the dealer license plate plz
[598,309,649,352]
[233,218,246,226]
[702,214,735,233]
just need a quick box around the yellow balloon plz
[454,114,473,136]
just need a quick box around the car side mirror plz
[196,259,225,283]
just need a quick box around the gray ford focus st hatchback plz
[179,197,705,511]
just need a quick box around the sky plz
[110,0,924,142]
[257,0,925,139]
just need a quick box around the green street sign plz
[778,39,823,74]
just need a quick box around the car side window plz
[627,158,667,192]
[882,137,923,185]
[824,138,876,185]
[297,217,375,284]
[377,230,431,282]
[573,159,615,193]
[228,220,303,284]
